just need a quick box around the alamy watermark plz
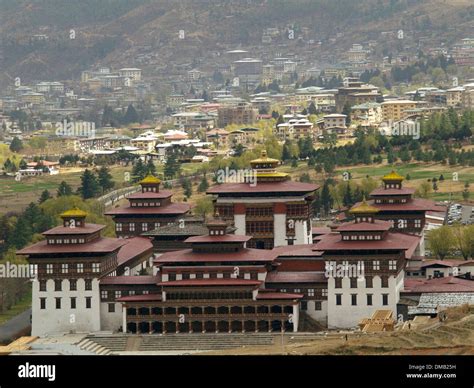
[385,120,420,140]
[215,167,257,187]
[55,119,96,138]
[325,260,365,281]
[0,262,36,279]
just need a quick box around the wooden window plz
[351,294,357,306]
[350,278,358,288]
[54,280,62,292]
[314,301,322,311]
[40,298,46,310]
[70,279,77,291]
[108,303,115,313]
[85,297,92,309]
[85,279,92,291]
[382,294,389,305]
[335,278,342,288]
[55,298,61,309]
[39,280,47,292]
[381,276,389,288]
[336,294,342,306]
[367,294,373,306]
[365,276,373,288]
[246,207,273,217]
[70,297,76,309]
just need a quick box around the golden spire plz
[349,197,379,214]
[382,170,404,181]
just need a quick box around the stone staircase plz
[79,333,277,353]
[77,336,126,354]
[138,333,275,351]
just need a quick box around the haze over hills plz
[0,0,473,86]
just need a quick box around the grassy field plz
[0,289,31,326]
[0,162,206,215]
[280,160,474,203]
[2,158,474,215]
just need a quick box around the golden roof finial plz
[382,170,404,181]
[349,197,379,214]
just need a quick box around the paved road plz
[0,308,31,344]
[461,205,473,223]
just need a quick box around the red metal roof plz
[101,275,159,285]
[458,260,474,267]
[266,271,327,283]
[185,235,251,243]
[117,237,153,266]
[105,203,191,215]
[420,260,463,268]
[256,291,303,300]
[158,279,262,287]
[17,237,127,255]
[312,227,331,235]
[315,232,420,257]
[127,191,172,199]
[337,220,392,232]
[370,188,415,196]
[403,277,474,293]
[271,244,323,257]
[154,248,274,264]
[207,181,319,194]
[42,223,105,235]
[117,294,163,302]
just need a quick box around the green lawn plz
[0,289,32,326]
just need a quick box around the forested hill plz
[0,0,473,84]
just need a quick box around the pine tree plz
[123,104,139,124]
[97,166,115,193]
[132,159,147,182]
[164,153,181,179]
[146,159,157,176]
[343,184,353,207]
[39,190,52,204]
[10,216,33,249]
[342,103,352,125]
[78,169,100,199]
[308,102,318,115]
[57,181,73,197]
[182,178,193,198]
[321,181,333,216]
[198,176,209,193]
[9,137,23,153]
[281,142,292,161]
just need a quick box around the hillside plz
[0,0,473,86]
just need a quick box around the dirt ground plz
[203,307,474,355]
